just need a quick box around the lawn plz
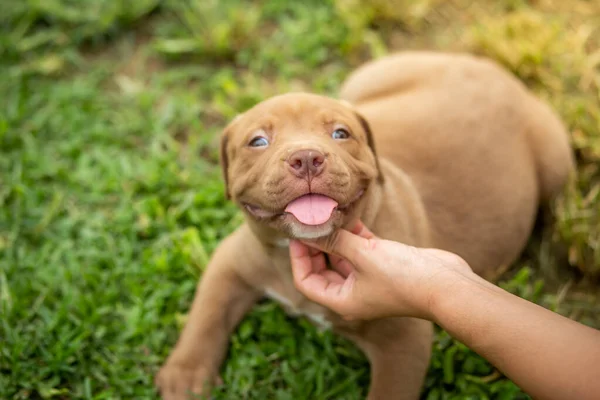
[1,0,599,399]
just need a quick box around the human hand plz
[289,220,473,321]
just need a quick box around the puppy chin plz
[282,212,344,240]
[288,223,335,240]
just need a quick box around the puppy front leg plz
[355,317,434,400]
[156,236,261,400]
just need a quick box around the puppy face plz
[220,93,382,239]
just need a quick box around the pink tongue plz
[284,194,338,225]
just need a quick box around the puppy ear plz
[219,113,244,200]
[219,133,231,200]
[355,112,384,183]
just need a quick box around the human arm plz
[432,269,600,400]
[289,221,600,400]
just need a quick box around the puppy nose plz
[287,149,326,178]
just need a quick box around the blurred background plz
[1,0,599,398]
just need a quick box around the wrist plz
[427,270,480,325]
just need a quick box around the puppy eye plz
[331,128,350,140]
[249,136,269,147]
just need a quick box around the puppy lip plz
[243,203,278,219]
[337,189,365,210]
[283,188,364,210]
[281,210,339,228]
[242,188,365,221]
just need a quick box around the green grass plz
[1,0,599,399]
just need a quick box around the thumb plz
[304,228,373,271]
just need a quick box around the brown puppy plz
[156,51,575,400]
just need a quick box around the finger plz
[296,274,345,308]
[321,269,346,284]
[290,257,345,310]
[290,240,341,284]
[307,245,327,273]
[330,255,354,278]
[349,220,376,239]
[289,240,328,275]
[303,229,373,270]
[289,240,316,283]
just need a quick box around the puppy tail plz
[526,97,576,202]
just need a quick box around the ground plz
[1,0,599,399]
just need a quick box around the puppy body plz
[342,52,574,276]
[156,52,574,400]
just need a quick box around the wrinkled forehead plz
[230,94,355,137]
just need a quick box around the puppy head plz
[220,92,382,240]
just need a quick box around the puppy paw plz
[155,362,218,400]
